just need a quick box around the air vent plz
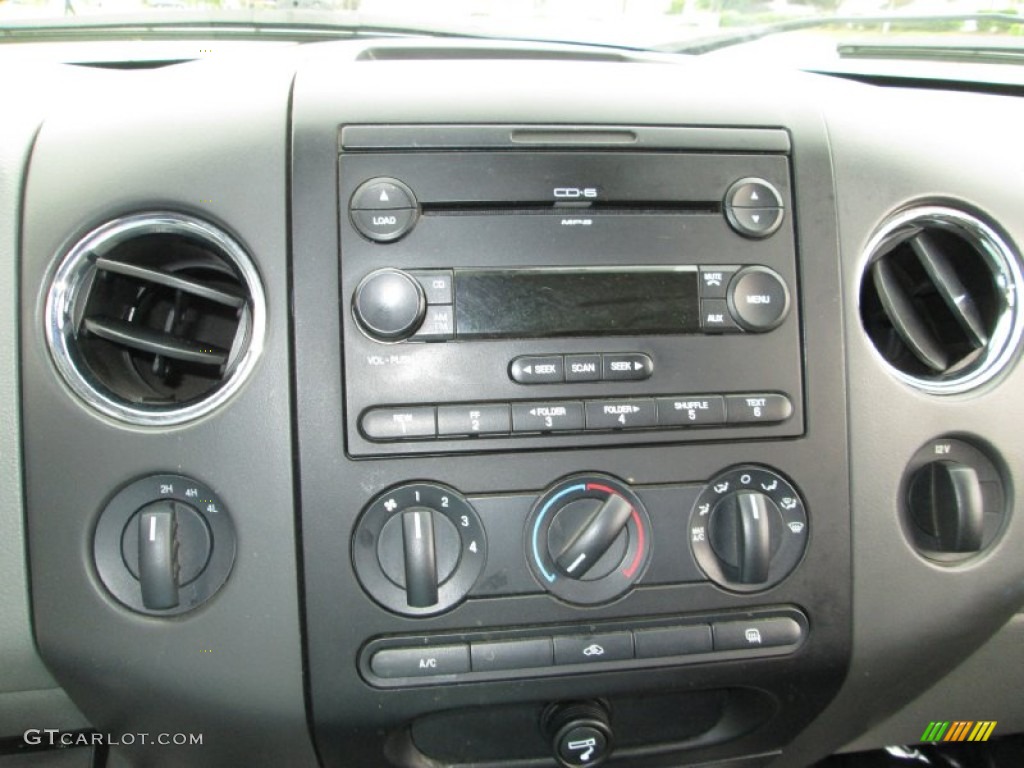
[45,213,266,425]
[859,207,1023,394]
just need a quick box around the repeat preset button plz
[361,407,436,440]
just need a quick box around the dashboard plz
[3,37,1024,768]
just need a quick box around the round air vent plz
[45,212,266,426]
[859,206,1023,394]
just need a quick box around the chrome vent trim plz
[859,206,1022,395]
[45,212,266,426]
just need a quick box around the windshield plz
[1,0,1022,61]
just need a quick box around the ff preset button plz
[712,618,802,651]
[361,407,436,440]
[602,353,653,381]
[437,404,511,436]
[725,394,793,424]
[510,356,565,384]
[656,396,726,426]
[370,644,470,678]
[511,402,584,432]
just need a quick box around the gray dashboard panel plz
[779,82,1024,765]
[16,59,316,765]
[0,71,89,738]
[4,37,1024,768]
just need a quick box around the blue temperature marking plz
[532,483,586,582]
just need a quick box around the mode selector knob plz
[353,268,425,341]
[709,491,778,584]
[690,466,808,592]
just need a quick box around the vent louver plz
[46,213,266,425]
[859,207,1023,394]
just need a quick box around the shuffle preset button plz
[371,644,470,678]
[657,396,726,426]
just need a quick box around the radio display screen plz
[454,268,700,338]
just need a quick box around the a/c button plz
[370,644,470,678]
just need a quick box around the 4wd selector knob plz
[527,474,651,605]
[352,268,425,341]
[690,466,807,592]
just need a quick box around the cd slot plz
[421,201,720,216]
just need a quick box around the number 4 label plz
[468,541,478,553]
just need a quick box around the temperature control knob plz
[527,474,651,605]
[690,466,807,592]
[353,482,486,616]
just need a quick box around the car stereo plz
[339,149,803,457]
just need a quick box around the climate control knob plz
[527,474,651,605]
[690,466,807,592]
[352,482,486,616]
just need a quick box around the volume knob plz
[353,268,425,341]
